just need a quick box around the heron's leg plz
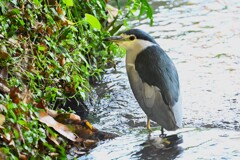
[160,127,166,138]
[147,117,151,130]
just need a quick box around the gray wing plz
[135,45,180,107]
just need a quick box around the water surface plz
[80,0,240,159]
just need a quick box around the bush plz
[0,0,153,158]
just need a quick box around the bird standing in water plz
[105,29,182,139]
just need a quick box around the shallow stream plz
[80,0,240,159]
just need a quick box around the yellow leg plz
[147,117,151,130]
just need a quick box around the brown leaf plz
[57,6,63,16]
[35,99,46,109]
[0,114,5,126]
[19,153,27,160]
[48,152,59,157]
[74,125,94,139]
[21,88,33,104]
[47,108,58,118]
[0,45,10,60]
[46,27,53,36]
[83,139,98,149]
[2,132,11,143]
[48,134,59,145]
[0,67,9,94]
[55,113,81,124]
[0,81,10,94]
[59,54,65,66]
[10,87,21,104]
[39,110,77,141]
[69,113,81,124]
[0,67,8,79]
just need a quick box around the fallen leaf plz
[48,134,59,145]
[55,113,81,124]
[48,152,59,157]
[19,153,27,160]
[35,99,46,109]
[0,45,10,60]
[39,110,77,141]
[0,114,5,126]
[2,132,11,143]
[47,108,58,118]
[83,139,98,149]
[58,54,65,66]
[0,67,8,79]
[69,113,81,124]
[21,88,33,104]
[0,81,10,94]
[10,87,21,104]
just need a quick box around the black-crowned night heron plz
[105,29,182,138]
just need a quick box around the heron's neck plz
[122,40,156,65]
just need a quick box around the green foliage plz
[114,0,154,26]
[0,97,67,159]
[0,0,153,158]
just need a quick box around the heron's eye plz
[129,35,136,41]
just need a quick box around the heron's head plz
[104,29,158,53]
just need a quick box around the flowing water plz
[80,0,240,159]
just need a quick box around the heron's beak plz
[104,36,125,42]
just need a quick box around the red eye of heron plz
[129,35,136,41]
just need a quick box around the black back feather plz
[135,45,180,106]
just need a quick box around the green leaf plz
[63,0,73,6]
[85,14,101,30]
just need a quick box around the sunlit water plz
[80,0,240,159]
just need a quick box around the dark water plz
[80,0,240,159]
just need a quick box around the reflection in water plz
[134,145,184,160]
[80,0,240,159]
[133,135,184,160]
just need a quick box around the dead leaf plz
[55,113,81,124]
[39,110,77,141]
[74,125,93,139]
[83,139,98,149]
[0,114,5,126]
[10,87,21,104]
[58,54,65,66]
[21,88,33,104]
[48,134,59,145]
[57,6,63,15]
[35,99,46,109]
[48,152,59,157]
[73,150,86,155]
[2,132,11,143]
[0,81,10,94]
[69,113,81,124]
[47,108,58,118]
[0,45,10,60]
[0,67,8,79]
[19,153,27,160]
